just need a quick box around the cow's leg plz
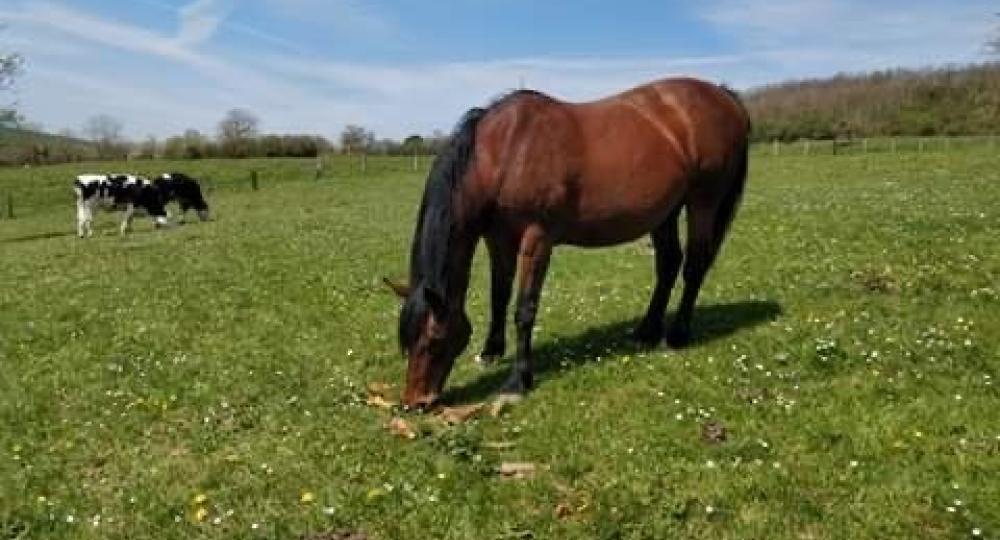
[76,200,89,238]
[119,204,135,235]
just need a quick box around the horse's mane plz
[400,89,539,350]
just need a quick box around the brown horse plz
[386,77,750,408]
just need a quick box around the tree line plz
[1,107,452,166]
[744,62,1000,142]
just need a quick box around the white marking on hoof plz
[493,393,524,406]
[475,353,501,366]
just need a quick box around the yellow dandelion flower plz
[193,507,209,522]
[300,491,315,504]
[193,493,208,505]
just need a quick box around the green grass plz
[1,149,998,539]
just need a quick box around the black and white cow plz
[74,173,170,238]
[154,172,211,222]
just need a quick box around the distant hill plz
[0,126,98,166]
[744,63,1000,142]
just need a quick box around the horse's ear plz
[382,277,410,299]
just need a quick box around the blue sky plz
[1,0,996,140]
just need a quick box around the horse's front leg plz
[477,234,516,364]
[500,226,552,397]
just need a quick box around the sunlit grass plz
[1,149,998,539]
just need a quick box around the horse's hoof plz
[499,372,533,396]
[631,326,663,347]
[665,328,691,348]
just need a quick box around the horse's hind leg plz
[633,207,682,345]
[666,203,724,347]
[477,234,516,364]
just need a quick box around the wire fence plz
[0,154,438,222]
[750,135,999,157]
[2,135,997,222]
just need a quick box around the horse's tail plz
[714,134,749,245]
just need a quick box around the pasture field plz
[1,149,998,540]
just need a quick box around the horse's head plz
[385,278,471,409]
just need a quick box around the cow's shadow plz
[442,299,782,404]
[0,230,77,244]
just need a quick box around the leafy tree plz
[401,134,426,154]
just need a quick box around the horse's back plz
[473,78,748,246]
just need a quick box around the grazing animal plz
[74,174,169,237]
[154,172,211,222]
[385,78,751,408]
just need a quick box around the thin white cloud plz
[174,0,233,47]
[1,1,207,68]
[6,0,997,140]
[699,0,997,75]
[259,0,396,37]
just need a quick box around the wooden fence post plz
[361,154,367,175]
[918,138,925,153]
[315,156,323,180]
[803,140,810,155]
[250,170,259,191]
[412,152,418,172]
[862,139,868,154]
[890,138,897,154]
[6,193,13,219]
[772,139,779,156]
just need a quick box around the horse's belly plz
[559,214,666,247]
[557,175,685,247]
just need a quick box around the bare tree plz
[218,108,259,157]
[340,124,374,155]
[988,13,1000,54]
[84,114,125,158]
[136,135,158,160]
[1,28,23,127]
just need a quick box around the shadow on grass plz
[442,299,782,405]
[0,230,77,244]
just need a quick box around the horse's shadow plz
[442,299,782,404]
